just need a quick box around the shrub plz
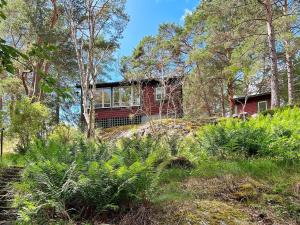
[15,127,161,223]
[196,119,269,158]
[8,97,49,153]
[195,107,300,159]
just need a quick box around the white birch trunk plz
[264,0,280,108]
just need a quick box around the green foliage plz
[0,153,25,168]
[196,107,300,159]
[8,97,49,153]
[15,127,163,223]
[12,107,300,224]
[0,0,27,74]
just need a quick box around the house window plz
[132,85,141,106]
[120,87,131,107]
[155,86,166,101]
[113,87,120,107]
[258,101,267,112]
[95,89,103,108]
[102,88,111,108]
[95,88,111,108]
[113,85,141,107]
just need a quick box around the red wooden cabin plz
[233,92,271,116]
[85,77,183,128]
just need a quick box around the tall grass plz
[0,153,25,168]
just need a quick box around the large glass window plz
[120,87,131,107]
[95,89,103,108]
[112,85,141,107]
[113,87,120,107]
[132,85,140,106]
[95,88,111,108]
[102,88,111,108]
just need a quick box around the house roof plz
[76,76,183,89]
[234,92,271,102]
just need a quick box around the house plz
[233,92,271,116]
[81,77,183,128]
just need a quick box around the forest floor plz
[1,120,299,225]
[96,121,300,225]
[116,160,300,225]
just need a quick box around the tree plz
[258,0,280,108]
[63,0,128,138]
[276,0,300,105]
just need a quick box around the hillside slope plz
[117,162,300,225]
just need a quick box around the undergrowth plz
[11,108,300,224]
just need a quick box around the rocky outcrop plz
[99,118,217,142]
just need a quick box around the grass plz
[192,159,300,181]
[150,158,300,224]
[0,153,25,168]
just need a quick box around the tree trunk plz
[285,42,294,105]
[283,0,294,105]
[54,72,61,124]
[86,0,96,138]
[196,64,212,116]
[227,78,234,116]
[0,95,2,112]
[221,80,226,117]
[88,82,96,138]
[264,0,280,108]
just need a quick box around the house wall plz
[141,84,183,117]
[95,107,140,120]
[235,95,271,115]
[95,82,183,121]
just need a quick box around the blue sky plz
[111,0,200,81]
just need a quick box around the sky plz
[111,0,200,81]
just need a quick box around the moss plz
[158,200,253,225]
[234,182,259,201]
[263,194,284,205]
[196,200,252,224]
[233,178,265,201]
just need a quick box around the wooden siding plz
[235,95,271,115]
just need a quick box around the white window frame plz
[257,101,268,112]
[131,85,141,106]
[102,88,112,108]
[155,86,166,101]
[113,87,120,107]
[119,86,131,107]
[95,88,112,109]
[112,85,141,108]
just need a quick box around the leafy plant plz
[15,127,161,223]
[8,97,49,153]
[195,107,300,159]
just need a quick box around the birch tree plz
[63,0,128,138]
[257,0,280,108]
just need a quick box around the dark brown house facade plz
[234,92,271,116]
[88,77,183,128]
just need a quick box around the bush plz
[15,127,161,224]
[195,107,300,159]
[8,97,49,153]
[197,119,269,158]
